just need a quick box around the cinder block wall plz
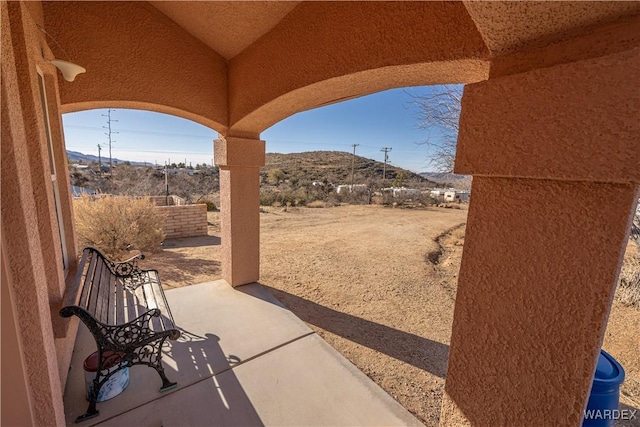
[157,204,207,238]
[149,195,186,207]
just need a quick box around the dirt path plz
[143,204,639,426]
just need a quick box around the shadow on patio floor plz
[263,284,449,379]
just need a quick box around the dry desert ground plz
[142,204,640,426]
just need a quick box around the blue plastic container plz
[582,349,625,427]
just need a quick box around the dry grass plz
[306,200,325,208]
[73,195,166,260]
[437,203,462,209]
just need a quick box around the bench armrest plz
[118,252,145,264]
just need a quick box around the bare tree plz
[406,85,463,172]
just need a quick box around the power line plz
[66,124,213,140]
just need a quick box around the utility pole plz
[164,161,169,205]
[351,143,360,188]
[102,109,118,177]
[381,147,392,180]
[97,144,102,177]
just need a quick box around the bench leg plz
[75,360,102,423]
[151,337,177,392]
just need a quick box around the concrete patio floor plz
[63,280,423,426]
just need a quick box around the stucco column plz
[441,50,639,425]
[215,136,265,287]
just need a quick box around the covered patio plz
[2,2,639,426]
[63,280,420,426]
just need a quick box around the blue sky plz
[62,85,457,172]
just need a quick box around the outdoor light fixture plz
[50,59,86,82]
[36,24,86,82]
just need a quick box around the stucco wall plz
[444,32,640,425]
[1,2,67,424]
[158,204,207,239]
[455,49,640,183]
[441,177,639,425]
[1,246,33,426]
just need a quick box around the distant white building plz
[381,187,421,198]
[430,189,444,198]
[70,164,90,170]
[444,190,470,203]
[393,187,420,198]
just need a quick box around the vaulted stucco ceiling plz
[149,1,300,60]
[149,1,640,60]
[44,1,640,134]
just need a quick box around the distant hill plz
[264,151,435,186]
[419,172,472,189]
[67,149,439,187]
[66,150,149,167]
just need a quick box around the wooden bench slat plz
[145,277,164,333]
[149,274,175,331]
[106,272,117,325]
[87,260,103,321]
[115,277,125,326]
[95,262,110,324]
[126,281,144,324]
[78,252,97,310]
[78,253,91,307]
[62,249,89,310]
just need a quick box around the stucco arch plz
[60,100,224,134]
[228,1,490,135]
[230,60,488,136]
[43,1,228,133]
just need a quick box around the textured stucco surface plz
[441,177,639,425]
[42,1,227,132]
[464,1,640,55]
[490,14,640,78]
[1,244,34,427]
[215,136,266,168]
[228,1,489,134]
[1,3,66,424]
[456,49,640,183]
[149,1,300,60]
[215,138,265,286]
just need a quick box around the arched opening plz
[63,108,222,286]
[248,85,468,424]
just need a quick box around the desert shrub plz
[306,200,325,208]
[267,168,285,184]
[419,195,439,207]
[260,192,278,206]
[196,199,217,211]
[74,195,166,260]
[260,189,308,207]
[616,246,640,309]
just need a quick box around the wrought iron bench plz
[60,247,180,422]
